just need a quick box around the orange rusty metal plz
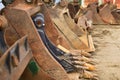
[41,4,72,50]
[99,3,117,24]
[81,2,120,24]
[87,2,105,24]
[4,26,20,47]
[3,0,70,80]
[0,0,97,80]
[0,36,33,80]
[49,7,95,52]
[20,66,55,80]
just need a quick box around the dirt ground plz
[92,25,120,80]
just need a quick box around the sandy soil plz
[92,25,120,80]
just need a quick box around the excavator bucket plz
[63,10,95,52]
[63,11,85,37]
[86,2,105,24]
[99,3,117,24]
[40,3,72,50]
[77,2,120,25]
[3,1,71,80]
[71,2,105,25]
[41,1,95,53]
[20,59,55,80]
[0,36,33,80]
[0,35,55,80]
[49,7,95,52]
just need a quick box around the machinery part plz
[50,8,95,52]
[86,2,119,24]
[68,3,78,19]
[99,3,117,24]
[20,59,55,80]
[0,36,33,80]
[86,2,105,24]
[2,0,96,80]
[3,35,55,80]
[32,13,76,73]
[4,1,70,79]
[81,70,98,79]
[50,11,87,50]
[41,3,72,50]
[32,13,95,73]
[63,12,85,37]
[4,26,20,47]
[62,11,95,52]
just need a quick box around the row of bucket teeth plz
[64,51,97,79]
[57,44,97,79]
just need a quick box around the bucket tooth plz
[81,70,98,79]
[69,50,92,57]
[72,61,96,71]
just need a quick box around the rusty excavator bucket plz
[95,2,120,24]
[62,9,95,52]
[40,3,72,50]
[75,2,106,25]
[86,2,105,24]
[3,1,71,80]
[80,2,120,25]
[0,35,55,80]
[49,6,95,52]
[99,3,117,24]
[0,0,97,80]
[0,36,33,80]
